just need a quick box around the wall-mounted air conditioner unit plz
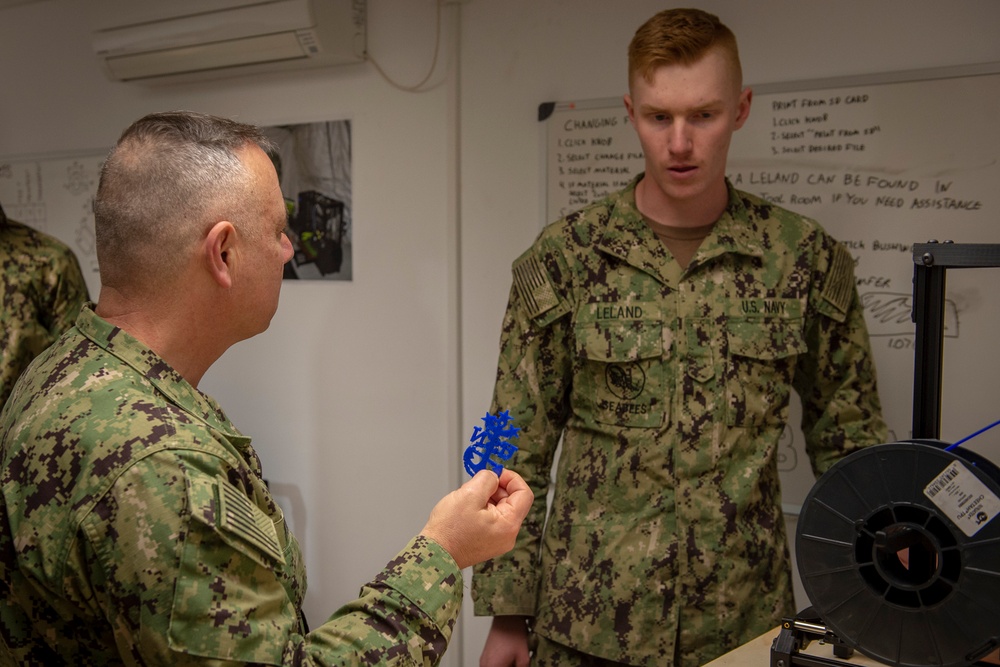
[88,0,366,83]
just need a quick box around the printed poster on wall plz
[263,119,354,281]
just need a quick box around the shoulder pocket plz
[187,474,284,567]
[512,250,571,326]
[817,242,855,323]
[169,473,293,662]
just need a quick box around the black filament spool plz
[796,440,1000,667]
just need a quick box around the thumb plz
[465,468,500,500]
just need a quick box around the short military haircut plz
[628,8,742,91]
[94,111,276,290]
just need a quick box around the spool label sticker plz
[924,460,1000,537]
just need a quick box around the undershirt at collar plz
[642,215,716,270]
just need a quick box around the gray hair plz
[94,111,276,289]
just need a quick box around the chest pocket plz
[725,318,807,427]
[573,306,666,428]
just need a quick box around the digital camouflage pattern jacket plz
[472,176,888,666]
[0,209,88,408]
[0,304,462,666]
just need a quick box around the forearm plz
[298,536,463,666]
[798,285,888,473]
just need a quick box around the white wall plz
[2,1,1000,665]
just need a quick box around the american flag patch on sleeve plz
[512,253,559,319]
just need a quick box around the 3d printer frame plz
[772,241,1000,667]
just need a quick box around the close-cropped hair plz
[628,8,742,90]
[94,111,276,288]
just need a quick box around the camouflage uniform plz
[0,208,89,408]
[472,176,887,666]
[0,304,462,666]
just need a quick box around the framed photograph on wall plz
[263,119,353,281]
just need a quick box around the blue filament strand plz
[945,418,1000,451]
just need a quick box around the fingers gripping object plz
[464,410,520,477]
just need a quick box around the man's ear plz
[204,220,236,288]
[734,86,753,129]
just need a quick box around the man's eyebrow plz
[638,98,727,113]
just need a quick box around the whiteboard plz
[0,151,106,299]
[542,63,1000,508]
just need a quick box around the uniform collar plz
[703,182,768,262]
[596,175,766,284]
[74,303,250,447]
[594,176,666,279]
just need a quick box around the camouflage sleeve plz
[76,449,461,666]
[795,234,889,476]
[0,229,89,406]
[311,535,462,665]
[42,243,89,336]
[472,244,573,617]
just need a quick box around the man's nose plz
[668,122,692,154]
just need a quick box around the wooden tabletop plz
[706,626,883,667]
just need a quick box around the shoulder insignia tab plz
[822,242,854,315]
[218,481,284,564]
[512,253,559,319]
